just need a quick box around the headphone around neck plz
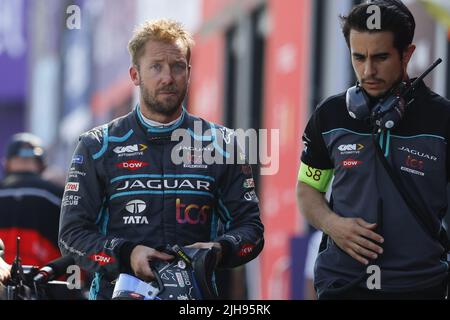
[346,82,407,130]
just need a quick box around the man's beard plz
[140,81,187,117]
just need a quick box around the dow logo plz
[125,200,146,214]
[116,160,149,171]
[342,159,363,168]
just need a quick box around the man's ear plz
[187,64,192,86]
[129,65,140,86]
[402,44,416,72]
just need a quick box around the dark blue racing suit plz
[58,106,264,299]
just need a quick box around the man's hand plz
[324,215,384,265]
[185,242,223,264]
[130,245,174,282]
[0,257,11,283]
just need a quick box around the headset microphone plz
[346,58,442,130]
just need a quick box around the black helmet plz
[5,133,46,165]
[112,245,220,300]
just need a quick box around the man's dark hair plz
[340,0,416,55]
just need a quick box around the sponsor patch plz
[65,182,79,192]
[341,159,363,168]
[123,216,149,224]
[125,199,147,214]
[183,164,208,169]
[72,155,84,164]
[62,195,81,206]
[400,166,425,176]
[116,160,149,171]
[113,144,148,157]
[338,144,364,155]
[89,252,115,266]
[243,178,255,188]
[238,244,255,257]
[69,168,86,178]
[244,190,257,201]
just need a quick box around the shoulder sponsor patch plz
[62,194,81,206]
[243,178,255,188]
[65,182,79,192]
[72,155,84,164]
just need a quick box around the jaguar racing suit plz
[58,106,264,299]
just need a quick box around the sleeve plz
[58,134,136,281]
[213,132,264,268]
[298,110,334,192]
[300,110,333,169]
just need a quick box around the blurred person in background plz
[0,133,62,267]
[297,0,450,299]
[59,19,264,300]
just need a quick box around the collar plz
[133,104,189,142]
[135,104,186,133]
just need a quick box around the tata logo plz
[342,159,363,168]
[65,182,79,192]
[123,216,149,224]
[176,198,210,225]
[125,200,146,214]
[113,144,148,156]
[338,144,364,154]
[123,200,149,224]
[116,160,149,171]
[89,252,115,266]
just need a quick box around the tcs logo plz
[176,198,210,225]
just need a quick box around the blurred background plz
[1,0,450,299]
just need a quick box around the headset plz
[346,59,442,130]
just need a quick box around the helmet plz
[112,245,220,300]
[5,133,46,165]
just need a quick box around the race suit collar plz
[135,104,186,134]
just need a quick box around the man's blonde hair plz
[128,19,195,66]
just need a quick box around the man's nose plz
[364,60,376,78]
[160,65,174,84]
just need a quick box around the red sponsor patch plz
[116,160,149,171]
[65,182,79,192]
[341,158,363,168]
[238,244,255,257]
[89,252,115,266]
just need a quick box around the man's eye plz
[150,64,162,72]
[354,56,364,62]
[172,63,186,72]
